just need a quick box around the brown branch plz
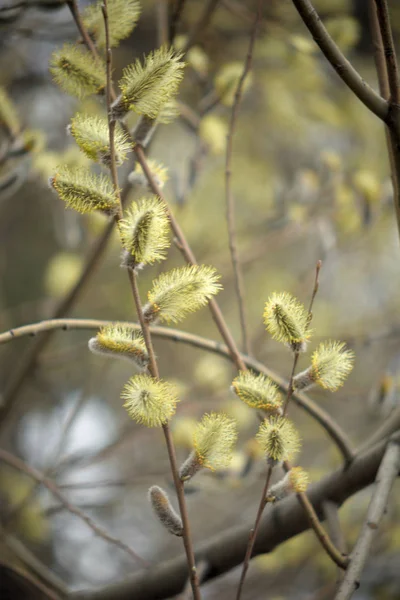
[225,0,260,356]
[373,0,400,104]
[181,0,220,55]
[101,4,201,596]
[323,500,348,582]
[169,0,187,44]
[67,0,98,56]
[334,438,400,600]
[235,464,274,600]
[0,449,148,566]
[368,0,400,244]
[0,317,354,463]
[0,562,64,600]
[0,524,68,597]
[290,0,388,120]
[70,432,400,600]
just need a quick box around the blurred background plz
[0,0,400,598]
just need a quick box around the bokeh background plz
[1,0,400,598]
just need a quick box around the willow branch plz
[235,465,274,600]
[181,0,220,54]
[70,433,400,600]
[101,4,200,596]
[291,0,388,120]
[369,0,400,238]
[0,317,354,463]
[225,0,260,356]
[0,524,68,597]
[0,449,147,566]
[373,0,400,103]
[334,438,400,600]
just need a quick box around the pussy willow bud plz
[148,486,183,537]
[128,159,168,192]
[88,323,148,368]
[143,265,222,324]
[293,341,354,392]
[49,165,119,215]
[256,416,301,464]
[263,292,311,353]
[231,371,282,414]
[119,197,170,269]
[50,44,106,99]
[266,467,310,503]
[0,87,21,138]
[83,0,140,48]
[111,47,185,120]
[179,413,237,481]
[69,114,131,166]
[121,374,178,427]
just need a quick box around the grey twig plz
[0,449,148,566]
[225,0,260,356]
[334,439,400,600]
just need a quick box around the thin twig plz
[1,529,67,597]
[67,0,98,56]
[323,500,348,582]
[0,317,354,463]
[0,449,148,566]
[182,0,220,54]
[292,480,348,569]
[334,438,400,600]
[283,260,321,415]
[156,0,169,47]
[169,0,187,44]
[369,0,400,238]
[235,464,274,600]
[101,5,201,596]
[176,560,209,600]
[0,561,64,600]
[291,0,388,120]
[373,0,400,103]
[225,0,260,356]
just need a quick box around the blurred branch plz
[334,438,400,600]
[0,179,132,429]
[358,404,400,453]
[0,524,68,598]
[373,0,400,104]
[225,0,260,356]
[290,0,388,120]
[0,449,149,567]
[70,432,400,600]
[0,317,354,463]
[368,0,400,240]
[182,0,220,54]
[0,562,64,600]
[323,500,348,582]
